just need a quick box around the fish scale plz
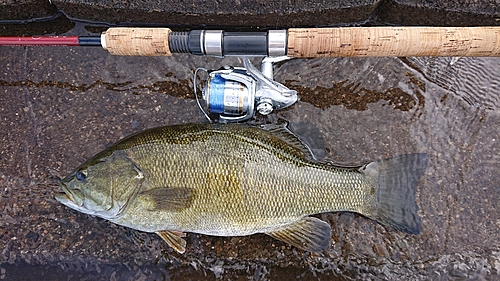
[125,130,364,230]
[56,123,427,253]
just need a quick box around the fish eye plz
[75,170,87,182]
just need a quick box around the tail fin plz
[361,153,428,234]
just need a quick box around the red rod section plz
[0,36,80,46]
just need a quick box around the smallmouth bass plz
[56,123,427,253]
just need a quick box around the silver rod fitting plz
[203,30,223,56]
[268,30,287,57]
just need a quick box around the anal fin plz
[156,230,187,254]
[265,217,331,252]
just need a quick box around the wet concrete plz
[377,0,500,26]
[50,0,379,28]
[0,0,56,22]
[1,0,500,27]
[1,9,500,281]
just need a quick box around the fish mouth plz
[55,182,98,217]
[54,192,72,203]
[55,182,79,207]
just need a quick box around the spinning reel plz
[194,56,298,123]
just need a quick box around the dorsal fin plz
[260,123,317,160]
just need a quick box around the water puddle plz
[1,17,499,280]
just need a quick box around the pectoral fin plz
[156,230,187,254]
[140,187,195,212]
[265,217,331,252]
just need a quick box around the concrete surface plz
[1,0,499,26]
[0,0,56,22]
[377,0,500,26]
[0,1,500,280]
[1,45,499,280]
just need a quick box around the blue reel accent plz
[209,74,225,113]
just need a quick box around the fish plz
[55,123,428,254]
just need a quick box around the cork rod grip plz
[103,27,172,56]
[287,26,500,57]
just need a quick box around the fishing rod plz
[2,26,500,122]
[3,26,500,57]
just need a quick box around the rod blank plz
[1,36,77,46]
